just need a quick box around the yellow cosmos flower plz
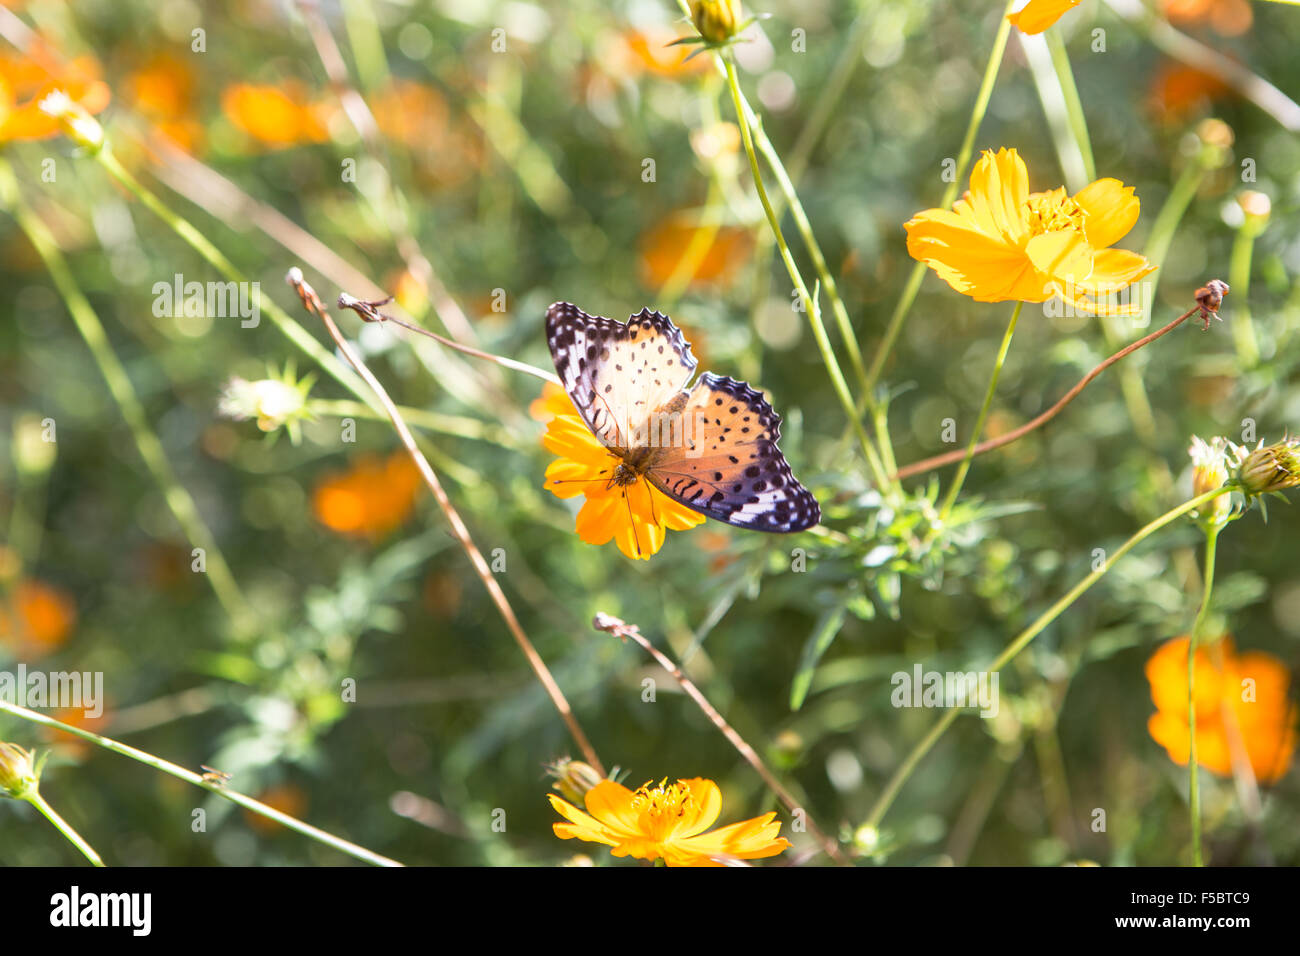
[537,386,705,561]
[905,148,1156,316]
[549,777,792,866]
[1008,0,1084,34]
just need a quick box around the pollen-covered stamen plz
[630,780,695,839]
[1023,193,1087,237]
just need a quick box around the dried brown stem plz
[592,613,846,865]
[287,267,605,776]
[894,298,1209,482]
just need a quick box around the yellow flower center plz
[630,779,693,839]
[1022,193,1086,237]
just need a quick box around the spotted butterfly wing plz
[652,373,820,532]
[545,301,697,451]
[545,302,820,533]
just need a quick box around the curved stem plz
[26,791,106,867]
[864,1,1017,390]
[896,302,1200,480]
[863,487,1229,831]
[1187,522,1222,867]
[939,300,1022,519]
[290,271,606,777]
[722,57,889,488]
[598,615,846,865]
[3,169,257,638]
[0,700,400,866]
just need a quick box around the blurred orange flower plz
[605,29,711,79]
[221,82,331,149]
[549,777,791,866]
[126,53,203,152]
[312,451,423,539]
[905,147,1156,315]
[245,783,309,835]
[1145,635,1297,785]
[0,43,109,143]
[1147,62,1231,124]
[41,705,113,762]
[370,79,483,188]
[639,212,752,290]
[1008,0,1084,34]
[0,579,77,657]
[1162,0,1252,36]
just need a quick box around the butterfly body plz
[545,302,820,536]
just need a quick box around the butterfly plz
[544,301,820,535]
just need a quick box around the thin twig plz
[592,612,846,865]
[286,268,604,776]
[894,293,1219,481]
[293,0,480,347]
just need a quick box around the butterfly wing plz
[545,302,698,450]
[646,372,820,532]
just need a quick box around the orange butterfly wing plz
[647,373,820,532]
[545,302,820,533]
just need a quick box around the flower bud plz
[1237,190,1271,236]
[691,0,743,45]
[545,757,604,803]
[38,90,105,154]
[0,742,45,800]
[1188,435,1240,526]
[1236,437,1300,496]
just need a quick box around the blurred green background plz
[1,0,1298,865]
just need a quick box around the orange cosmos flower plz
[604,28,712,79]
[639,212,752,290]
[905,147,1156,316]
[312,451,423,539]
[1145,636,1296,784]
[0,579,77,657]
[1163,0,1252,37]
[125,53,203,152]
[538,387,705,561]
[0,43,109,143]
[549,777,792,866]
[221,82,331,149]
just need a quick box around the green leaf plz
[789,604,848,711]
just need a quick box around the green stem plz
[307,399,511,446]
[940,300,1022,520]
[3,168,257,638]
[864,0,1016,390]
[1228,223,1261,368]
[863,487,1229,830]
[722,57,889,489]
[1187,522,1221,867]
[1046,27,1096,184]
[25,791,106,866]
[0,700,402,866]
[94,149,374,407]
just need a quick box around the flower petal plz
[575,494,621,546]
[905,208,1041,302]
[677,778,724,837]
[966,148,1030,244]
[1025,229,1094,286]
[1008,0,1083,35]
[1074,178,1141,250]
